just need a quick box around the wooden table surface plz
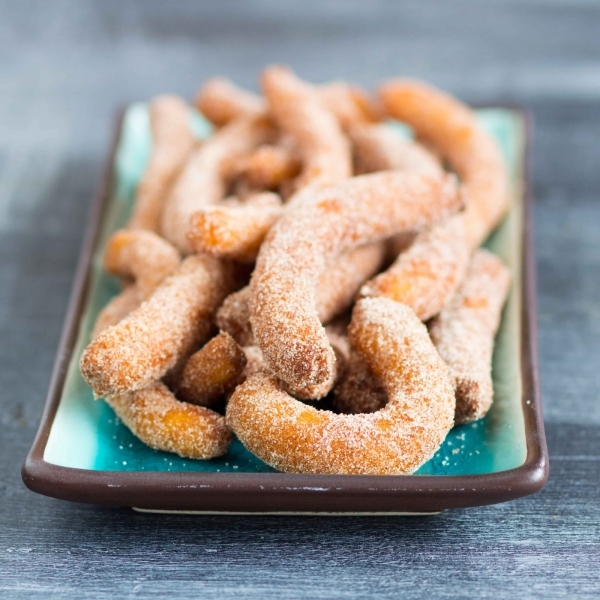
[1,1,599,598]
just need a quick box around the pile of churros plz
[79,66,511,475]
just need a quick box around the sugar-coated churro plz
[379,79,509,248]
[227,299,455,474]
[80,255,238,398]
[429,249,511,424]
[128,95,195,233]
[176,332,247,407]
[187,192,283,263]
[103,229,180,300]
[106,382,231,459]
[261,66,352,192]
[250,170,463,399]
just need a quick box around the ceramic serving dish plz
[22,104,548,514]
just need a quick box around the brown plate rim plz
[21,104,548,513]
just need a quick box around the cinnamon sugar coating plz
[250,171,463,399]
[261,66,352,191]
[161,114,275,253]
[103,229,180,300]
[128,95,195,232]
[187,192,283,263]
[80,255,238,398]
[176,332,247,407]
[379,79,509,249]
[227,299,455,474]
[429,249,511,424]
[361,215,470,321]
[107,382,231,459]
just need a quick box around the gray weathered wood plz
[1,1,599,598]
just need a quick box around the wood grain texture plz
[1,1,600,598]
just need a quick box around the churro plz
[250,170,463,399]
[429,249,511,424]
[234,144,301,190]
[128,95,195,232]
[106,382,231,459]
[361,215,470,321]
[350,123,443,177]
[161,114,275,253]
[187,192,283,262]
[261,66,352,192]
[103,229,180,300]
[379,79,509,248]
[176,332,247,407]
[80,254,238,398]
[227,299,455,474]
[91,285,141,340]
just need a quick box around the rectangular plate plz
[22,104,548,513]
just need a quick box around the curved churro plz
[176,332,247,406]
[195,77,264,126]
[103,229,180,300]
[130,98,194,230]
[261,66,352,192]
[80,254,238,398]
[250,171,463,399]
[361,216,470,321]
[217,243,385,347]
[227,299,455,474]
[161,114,275,253]
[107,382,231,459]
[187,192,283,263]
[429,249,511,424]
[127,95,195,233]
[379,79,509,248]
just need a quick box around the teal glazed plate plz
[22,104,548,514]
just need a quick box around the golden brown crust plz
[128,95,195,232]
[80,255,238,398]
[429,249,511,423]
[176,332,247,407]
[249,171,463,399]
[107,382,231,459]
[227,299,455,474]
